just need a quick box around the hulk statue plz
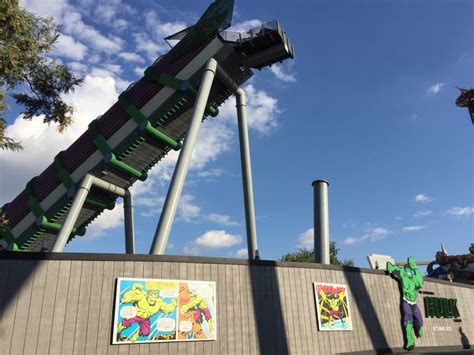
[387,256,424,350]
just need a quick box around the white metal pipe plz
[235,89,259,260]
[149,58,217,255]
[52,174,93,252]
[313,180,330,264]
[215,65,259,260]
[123,190,135,254]
[89,175,126,197]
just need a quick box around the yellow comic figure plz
[117,283,177,342]
[319,289,349,328]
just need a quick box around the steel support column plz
[216,65,259,260]
[312,179,330,264]
[149,58,217,255]
[124,191,135,254]
[52,174,135,253]
[52,174,93,252]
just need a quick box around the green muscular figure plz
[387,257,424,350]
[117,283,177,342]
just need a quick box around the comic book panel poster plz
[314,282,352,331]
[113,278,216,344]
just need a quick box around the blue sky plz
[1,0,472,267]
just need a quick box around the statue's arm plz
[386,262,400,277]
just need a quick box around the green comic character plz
[387,256,424,350]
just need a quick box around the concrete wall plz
[0,253,472,355]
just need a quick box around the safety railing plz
[220,20,281,44]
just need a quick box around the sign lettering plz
[424,297,460,318]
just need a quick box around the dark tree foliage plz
[0,0,83,151]
[281,241,355,266]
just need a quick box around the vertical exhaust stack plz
[312,180,330,264]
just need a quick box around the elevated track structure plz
[0,0,294,255]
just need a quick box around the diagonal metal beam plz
[149,58,218,255]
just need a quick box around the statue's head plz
[407,256,417,270]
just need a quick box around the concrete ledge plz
[1,251,473,289]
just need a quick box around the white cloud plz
[68,61,89,74]
[86,202,124,238]
[342,227,391,245]
[446,207,474,217]
[269,64,296,82]
[136,194,200,222]
[0,75,119,202]
[191,121,233,169]
[184,230,241,255]
[427,83,445,94]
[133,32,168,60]
[196,168,223,179]
[134,66,146,77]
[144,10,187,39]
[113,18,128,32]
[228,20,262,33]
[414,210,432,218]
[115,78,132,92]
[54,34,88,60]
[135,196,165,207]
[20,0,67,20]
[119,52,145,63]
[219,84,280,135]
[155,22,187,38]
[415,194,433,203]
[207,213,240,226]
[342,236,358,246]
[370,227,391,237]
[402,225,426,232]
[297,228,313,248]
[62,10,123,53]
[178,194,200,222]
[233,248,248,258]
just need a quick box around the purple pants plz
[122,316,150,336]
[403,301,423,327]
[193,308,212,323]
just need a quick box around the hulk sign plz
[387,257,424,350]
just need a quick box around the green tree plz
[0,0,83,151]
[280,241,354,266]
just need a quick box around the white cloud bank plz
[233,248,248,258]
[446,207,474,217]
[414,210,432,218]
[184,230,242,255]
[402,225,426,232]
[343,227,391,245]
[1,75,119,202]
[269,65,296,83]
[415,194,433,203]
[297,228,314,248]
[207,213,240,226]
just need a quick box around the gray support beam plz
[216,65,259,260]
[149,58,217,255]
[123,191,134,254]
[52,175,93,252]
[235,88,259,260]
[312,180,330,264]
[52,174,135,253]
